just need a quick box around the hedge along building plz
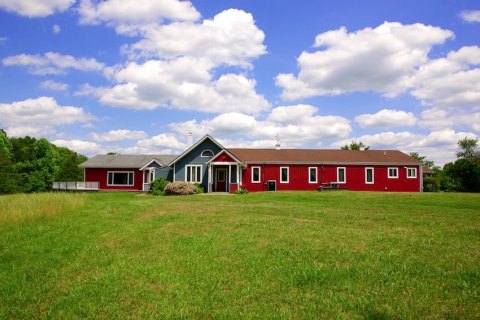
[80,134,422,192]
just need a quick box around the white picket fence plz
[52,181,99,191]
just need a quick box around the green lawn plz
[0,191,479,319]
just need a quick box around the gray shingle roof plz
[79,154,178,169]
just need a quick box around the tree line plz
[343,138,480,192]
[0,129,87,194]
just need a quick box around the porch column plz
[238,164,242,187]
[208,164,212,193]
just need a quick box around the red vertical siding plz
[84,168,144,191]
[241,164,420,192]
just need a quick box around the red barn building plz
[80,135,422,192]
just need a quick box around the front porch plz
[207,163,243,193]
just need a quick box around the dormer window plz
[201,150,214,157]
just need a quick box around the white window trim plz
[365,167,374,184]
[251,166,261,183]
[107,171,134,186]
[308,167,318,184]
[201,149,214,158]
[337,167,346,184]
[388,167,398,179]
[185,165,202,183]
[280,166,289,183]
[406,167,417,179]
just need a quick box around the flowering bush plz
[164,181,198,196]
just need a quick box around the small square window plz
[388,167,398,178]
[407,168,417,178]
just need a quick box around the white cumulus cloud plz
[0,0,74,17]
[124,9,266,68]
[91,58,269,113]
[276,22,453,100]
[40,80,69,91]
[355,109,417,128]
[77,0,200,33]
[2,52,105,75]
[460,10,480,23]
[0,96,93,137]
[168,104,352,147]
[52,139,104,156]
[410,46,480,108]
[334,129,479,166]
[91,129,148,142]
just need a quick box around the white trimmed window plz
[186,165,202,183]
[251,166,261,183]
[365,167,374,184]
[388,167,398,178]
[309,167,318,184]
[406,168,417,178]
[337,167,346,183]
[280,167,289,183]
[108,171,134,186]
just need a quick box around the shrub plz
[194,183,204,194]
[423,176,440,192]
[234,185,248,194]
[164,181,198,196]
[150,178,170,195]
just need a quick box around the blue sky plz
[0,0,479,165]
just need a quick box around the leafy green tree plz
[444,137,480,192]
[341,141,370,150]
[0,130,21,194]
[409,152,435,168]
[55,148,87,182]
[25,138,59,192]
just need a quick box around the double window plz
[108,171,134,186]
[337,167,346,183]
[309,167,317,184]
[186,165,202,183]
[406,168,417,178]
[280,167,289,183]
[365,167,374,184]
[388,167,398,178]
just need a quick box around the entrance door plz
[215,169,227,192]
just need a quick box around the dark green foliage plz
[443,138,480,192]
[56,148,87,182]
[409,151,435,168]
[150,178,170,196]
[341,141,369,150]
[0,130,88,194]
[193,183,204,194]
[423,176,440,192]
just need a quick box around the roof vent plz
[383,151,387,156]
[359,146,365,151]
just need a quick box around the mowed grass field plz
[0,191,479,319]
